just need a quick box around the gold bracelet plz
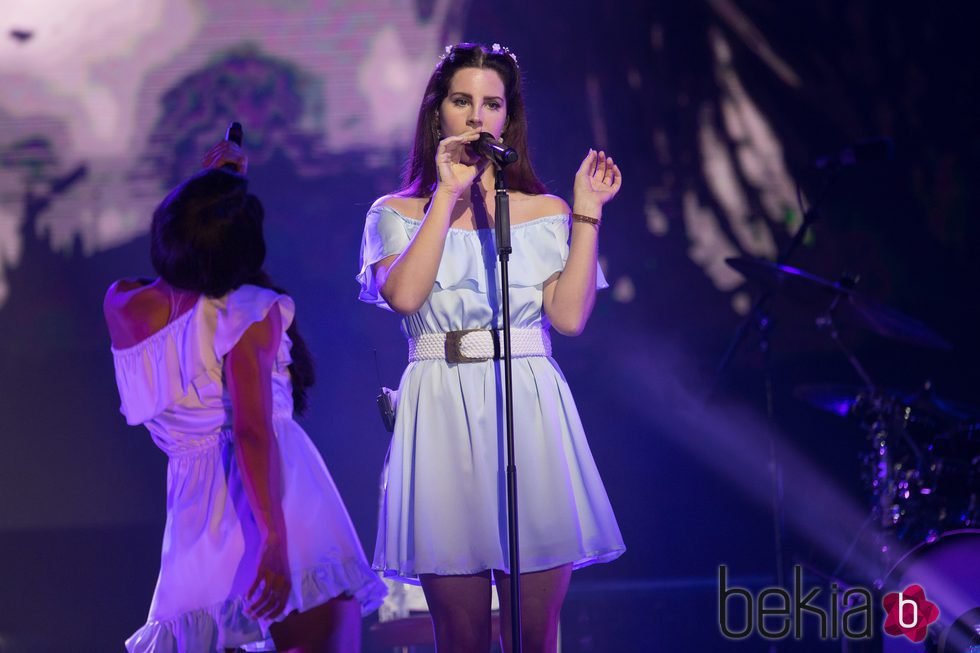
[571,213,601,227]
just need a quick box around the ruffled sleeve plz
[213,285,296,358]
[356,204,414,309]
[111,306,209,426]
[110,286,296,426]
[508,215,609,291]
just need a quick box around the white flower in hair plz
[439,44,453,61]
[490,43,518,65]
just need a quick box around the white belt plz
[408,328,551,363]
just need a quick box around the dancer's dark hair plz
[151,169,315,414]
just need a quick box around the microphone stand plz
[493,161,523,653]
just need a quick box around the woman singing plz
[357,42,625,652]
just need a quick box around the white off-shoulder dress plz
[111,284,386,652]
[357,205,625,582]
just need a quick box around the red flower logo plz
[882,584,940,643]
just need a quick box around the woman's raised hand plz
[202,140,248,174]
[572,149,622,217]
[434,128,486,197]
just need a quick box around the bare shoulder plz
[103,278,171,348]
[513,193,570,222]
[372,194,426,219]
[104,278,154,314]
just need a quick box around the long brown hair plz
[399,42,547,197]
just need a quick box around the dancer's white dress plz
[358,205,625,582]
[111,284,386,652]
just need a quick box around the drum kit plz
[726,256,980,651]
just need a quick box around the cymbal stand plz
[817,293,925,460]
[711,169,840,396]
[815,292,877,391]
[814,297,924,578]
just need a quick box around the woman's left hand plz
[202,140,248,174]
[572,149,622,217]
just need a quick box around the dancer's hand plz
[434,128,487,197]
[246,534,291,619]
[202,140,248,174]
[572,149,622,218]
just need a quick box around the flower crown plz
[438,43,519,66]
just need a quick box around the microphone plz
[475,132,518,167]
[225,121,243,146]
[222,121,244,172]
[815,138,893,170]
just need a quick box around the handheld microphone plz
[225,121,243,146]
[222,121,244,171]
[476,132,518,167]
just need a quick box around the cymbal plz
[845,297,952,350]
[725,257,952,350]
[794,384,980,423]
[726,257,846,297]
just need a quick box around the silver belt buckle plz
[445,328,491,364]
